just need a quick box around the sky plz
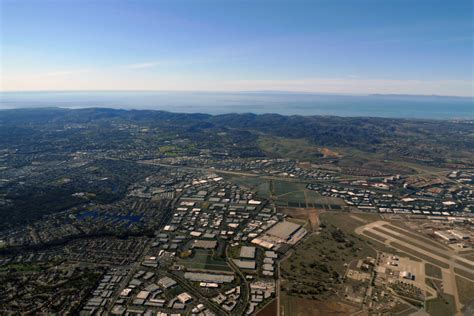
[1,0,473,96]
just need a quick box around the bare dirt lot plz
[280,291,359,316]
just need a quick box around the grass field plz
[362,229,388,243]
[425,263,442,279]
[280,191,307,203]
[321,212,361,232]
[177,249,231,272]
[258,135,326,163]
[232,175,347,211]
[0,263,42,273]
[270,179,347,210]
[228,175,273,198]
[304,190,325,205]
[425,294,456,316]
[229,175,265,190]
[454,259,474,270]
[363,238,423,262]
[371,227,451,260]
[354,222,423,262]
[382,224,450,251]
[463,254,474,261]
[390,242,449,269]
[272,180,306,196]
[454,267,474,281]
[360,224,451,267]
[256,181,272,198]
[455,275,474,306]
[425,278,443,293]
[459,249,474,255]
[272,180,309,208]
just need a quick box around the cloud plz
[120,62,162,70]
[120,56,218,70]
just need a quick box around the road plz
[276,258,281,316]
[106,242,152,312]
[134,159,350,184]
[168,270,229,315]
[225,244,250,315]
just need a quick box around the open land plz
[0,108,473,315]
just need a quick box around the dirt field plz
[280,291,359,316]
[280,208,320,231]
[256,299,278,316]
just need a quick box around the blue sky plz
[1,0,473,96]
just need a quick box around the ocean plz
[0,91,472,119]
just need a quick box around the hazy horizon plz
[1,90,472,119]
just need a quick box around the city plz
[0,108,472,315]
[1,0,473,315]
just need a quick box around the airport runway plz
[357,221,473,274]
[356,221,474,315]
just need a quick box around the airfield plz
[356,221,474,315]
